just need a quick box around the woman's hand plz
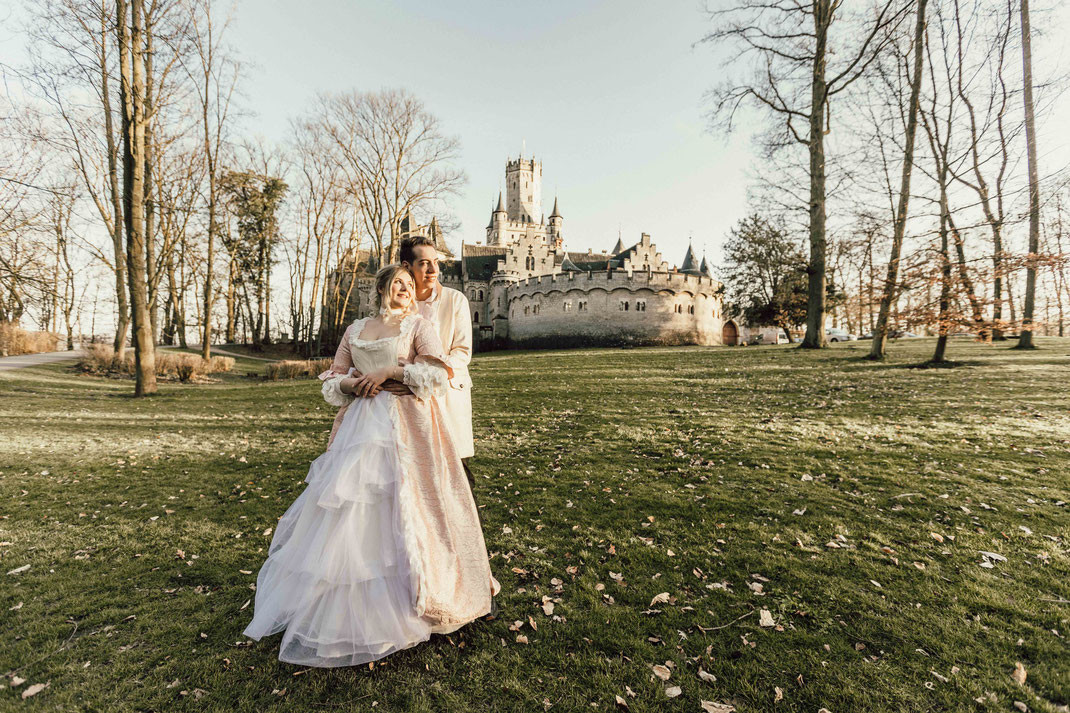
[351,367,395,398]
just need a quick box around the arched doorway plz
[722,320,738,345]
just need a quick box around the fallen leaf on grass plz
[650,592,670,606]
[759,609,775,627]
[1013,662,1027,685]
[21,683,48,700]
[11,677,25,686]
[931,532,944,543]
[698,668,717,684]
[516,634,529,644]
[665,686,681,698]
[700,702,735,713]
[614,694,629,708]
[651,664,671,681]
[774,686,784,702]
[6,564,30,575]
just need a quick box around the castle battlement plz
[510,269,722,297]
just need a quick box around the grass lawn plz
[1,338,1067,712]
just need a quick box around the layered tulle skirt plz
[242,394,437,667]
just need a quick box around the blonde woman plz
[243,264,500,667]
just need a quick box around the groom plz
[397,236,478,491]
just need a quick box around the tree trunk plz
[870,0,927,359]
[226,256,237,343]
[117,0,156,395]
[801,1,830,350]
[101,9,130,359]
[932,160,951,363]
[1016,0,1040,349]
[143,21,158,346]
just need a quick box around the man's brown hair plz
[399,235,437,265]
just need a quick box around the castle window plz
[473,311,479,323]
[524,306,529,316]
[619,300,629,312]
[674,304,682,314]
[688,305,695,314]
[636,300,646,312]
[563,301,572,312]
[533,303,540,315]
[579,300,588,312]
[478,289,484,301]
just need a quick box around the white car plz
[825,328,857,342]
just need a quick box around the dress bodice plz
[346,316,409,377]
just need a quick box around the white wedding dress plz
[241,317,453,667]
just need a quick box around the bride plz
[242,263,500,667]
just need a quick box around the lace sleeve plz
[402,361,448,401]
[318,324,357,407]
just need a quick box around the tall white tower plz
[505,156,542,224]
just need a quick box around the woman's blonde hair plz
[374,263,415,311]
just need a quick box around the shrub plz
[77,345,234,380]
[266,358,333,380]
[0,322,61,357]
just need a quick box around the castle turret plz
[680,243,701,275]
[487,191,508,246]
[547,196,563,249]
[699,255,713,279]
[611,235,626,255]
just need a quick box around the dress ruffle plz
[242,393,434,667]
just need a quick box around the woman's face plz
[385,270,415,310]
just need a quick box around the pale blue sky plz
[228,0,753,265]
[3,0,1068,271]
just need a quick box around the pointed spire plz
[680,242,700,274]
[611,237,625,255]
[549,196,561,219]
[494,191,505,213]
[559,252,582,272]
[699,255,712,278]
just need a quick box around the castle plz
[323,156,738,350]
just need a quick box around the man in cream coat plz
[399,236,475,466]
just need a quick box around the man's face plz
[405,245,439,292]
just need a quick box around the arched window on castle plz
[674,304,682,314]
[688,305,695,315]
[563,300,572,312]
[525,255,535,271]
[619,300,629,312]
[478,289,484,301]
[473,311,479,323]
[636,300,646,312]
[524,306,530,316]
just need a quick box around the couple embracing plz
[242,236,501,667]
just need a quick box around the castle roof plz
[680,243,701,275]
[494,191,505,213]
[460,244,508,281]
[549,197,561,219]
[699,255,712,279]
[558,252,582,272]
[611,237,626,255]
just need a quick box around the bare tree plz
[1015,0,1040,349]
[117,0,156,394]
[703,0,910,349]
[311,88,464,265]
[869,0,928,359]
[23,0,131,355]
[183,0,239,358]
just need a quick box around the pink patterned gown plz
[243,314,500,667]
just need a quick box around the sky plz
[2,0,1068,274]
[224,0,755,267]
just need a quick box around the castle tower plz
[487,191,508,246]
[547,197,563,249]
[506,156,542,224]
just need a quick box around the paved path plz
[0,349,85,372]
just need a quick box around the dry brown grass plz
[0,322,61,356]
[78,344,234,381]
[265,357,333,380]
